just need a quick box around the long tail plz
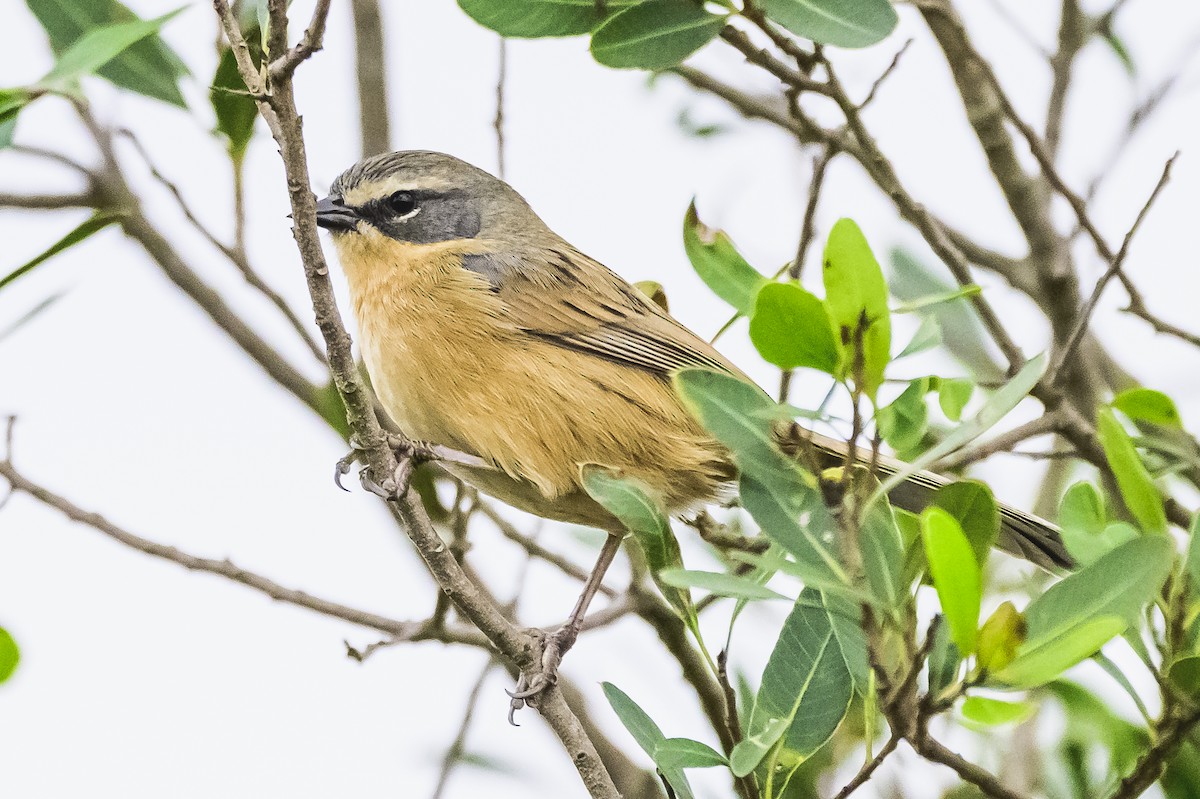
[783,425,1074,571]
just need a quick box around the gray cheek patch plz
[376,193,481,244]
[461,252,525,290]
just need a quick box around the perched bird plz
[315,150,1070,707]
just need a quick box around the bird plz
[314,150,1071,710]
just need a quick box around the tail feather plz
[781,424,1074,571]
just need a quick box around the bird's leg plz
[507,532,624,723]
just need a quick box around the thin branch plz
[269,0,333,80]
[788,144,834,280]
[1045,0,1085,158]
[1049,153,1179,383]
[935,412,1063,471]
[917,736,1032,799]
[8,144,94,176]
[858,39,913,110]
[118,128,326,363]
[0,191,96,209]
[0,457,485,645]
[431,659,495,799]
[830,735,900,799]
[350,0,391,156]
[494,38,507,180]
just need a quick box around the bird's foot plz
[334,434,437,499]
[506,624,579,725]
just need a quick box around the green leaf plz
[976,601,1024,674]
[1059,482,1135,566]
[895,315,941,359]
[961,696,1035,726]
[654,737,729,769]
[758,0,897,48]
[40,9,185,92]
[1168,656,1200,696]
[211,46,259,162]
[1097,406,1167,535]
[0,112,18,149]
[658,569,788,601]
[876,378,928,453]
[892,284,983,314]
[822,218,891,399]
[683,202,768,316]
[992,617,1125,688]
[582,468,694,625]
[26,0,188,105]
[1187,512,1200,594]
[0,211,121,293]
[822,590,871,689]
[749,282,842,374]
[860,496,906,609]
[602,683,696,799]
[921,507,982,655]
[730,717,789,777]
[937,378,974,422]
[926,616,960,698]
[889,248,1003,381]
[869,353,1046,509]
[456,0,636,37]
[590,0,726,70]
[1113,387,1182,429]
[0,89,32,148]
[993,536,1173,687]
[0,627,19,684]
[742,589,852,772]
[932,480,998,567]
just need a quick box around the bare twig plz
[0,191,96,209]
[830,735,900,799]
[1049,153,1179,383]
[917,737,1032,799]
[858,39,913,110]
[494,39,507,180]
[431,659,496,799]
[268,0,333,80]
[350,0,391,156]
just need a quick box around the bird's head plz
[315,150,543,246]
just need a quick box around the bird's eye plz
[387,191,418,217]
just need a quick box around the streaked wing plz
[468,245,747,380]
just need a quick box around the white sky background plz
[1,1,1199,797]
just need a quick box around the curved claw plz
[359,468,395,499]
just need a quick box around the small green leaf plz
[456,0,636,37]
[976,601,1025,674]
[961,696,1035,726]
[1059,482,1135,566]
[1113,387,1182,429]
[39,8,186,94]
[937,378,974,422]
[210,45,259,162]
[583,468,694,624]
[927,616,961,698]
[749,282,842,374]
[658,569,788,601]
[730,717,789,777]
[0,112,18,148]
[1168,656,1200,696]
[743,589,852,772]
[654,737,729,769]
[0,627,19,684]
[892,284,983,314]
[1187,513,1200,595]
[860,496,906,609]
[683,202,768,316]
[895,315,941,359]
[0,211,121,293]
[26,0,188,106]
[921,507,982,655]
[993,536,1173,687]
[932,480,998,567]
[757,0,897,48]
[591,0,726,70]
[876,378,928,454]
[992,617,1125,688]
[634,280,669,312]
[869,354,1046,509]
[822,218,891,399]
[1097,406,1167,535]
[602,683,696,799]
